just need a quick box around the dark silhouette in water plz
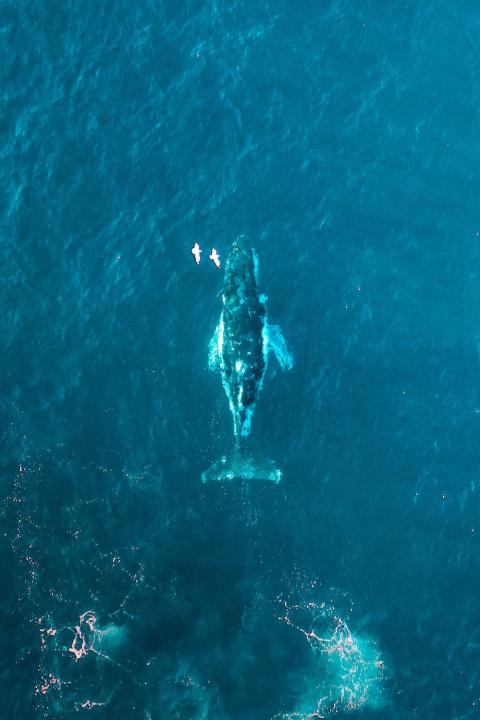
[203,236,293,483]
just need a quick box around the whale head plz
[225,234,252,269]
[222,235,261,307]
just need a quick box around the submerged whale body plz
[203,236,293,483]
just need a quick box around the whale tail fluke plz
[201,448,281,484]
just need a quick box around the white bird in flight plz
[209,248,221,269]
[191,242,202,264]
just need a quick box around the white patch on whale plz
[264,323,294,371]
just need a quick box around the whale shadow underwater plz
[203,235,293,483]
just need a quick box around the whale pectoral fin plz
[208,325,220,371]
[266,323,293,371]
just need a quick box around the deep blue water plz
[3,1,480,717]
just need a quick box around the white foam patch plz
[276,601,386,719]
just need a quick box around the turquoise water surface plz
[2,1,480,718]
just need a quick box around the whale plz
[203,236,293,483]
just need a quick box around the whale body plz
[204,236,293,482]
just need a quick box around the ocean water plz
[2,0,480,717]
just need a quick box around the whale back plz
[220,238,266,437]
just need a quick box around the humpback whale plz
[203,236,293,483]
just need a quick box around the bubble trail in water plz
[276,600,385,719]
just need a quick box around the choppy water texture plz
[2,1,480,718]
